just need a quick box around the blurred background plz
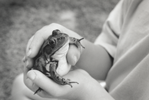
[0,0,119,99]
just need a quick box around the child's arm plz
[75,39,113,80]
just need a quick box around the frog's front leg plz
[69,37,85,48]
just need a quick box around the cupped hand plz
[22,23,113,100]
[25,69,96,100]
[23,23,85,99]
[23,23,83,73]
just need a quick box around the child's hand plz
[11,74,57,100]
[23,23,83,74]
[25,68,100,100]
[23,23,114,100]
[23,23,86,99]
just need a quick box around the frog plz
[33,29,84,94]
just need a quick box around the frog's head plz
[43,29,69,56]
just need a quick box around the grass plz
[0,0,119,99]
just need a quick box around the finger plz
[26,70,65,97]
[23,58,33,84]
[23,57,33,72]
[35,89,58,99]
[26,32,45,58]
[25,77,53,99]
[22,35,34,66]
[66,45,81,66]
[24,76,58,100]
[26,35,35,55]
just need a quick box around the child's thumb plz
[66,45,81,66]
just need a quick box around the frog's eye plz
[49,39,56,48]
[49,40,54,45]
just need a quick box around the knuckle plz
[77,69,88,75]
[47,88,64,97]
[37,87,63,98]
[37,90,50,98]
[51,90,62,97]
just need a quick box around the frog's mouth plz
[45,40,70,75]
[55,39,69,54]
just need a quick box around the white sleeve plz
[94,0,125,58]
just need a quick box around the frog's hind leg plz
[62,78,79,88]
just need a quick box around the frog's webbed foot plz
[69,37,85,49]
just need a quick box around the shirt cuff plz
[94,42,116,58]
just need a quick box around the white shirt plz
[94,0,149,99]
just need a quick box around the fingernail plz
[26,61,29,67]
[22,56,27,62]
[27,49,32,57]
[26,78,33,86]
[28,71,36,80]
[73,56,77,65]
